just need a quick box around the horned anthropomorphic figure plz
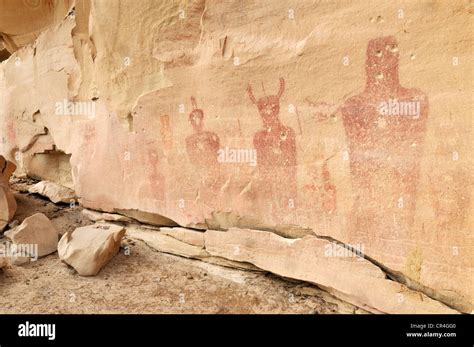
[341,36,429,243]
[248,78,297,213]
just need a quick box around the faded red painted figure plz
[303,160,336,214]
[159,115,173,152]
[6,121,16,142]
[146,147,165,201]
[248,78,297,211]
[185,97,221,198]
[320,162,337,214]
[341,36,428,242]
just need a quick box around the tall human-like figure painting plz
[185,97,221,202]
[341,36,429,242]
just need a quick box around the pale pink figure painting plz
[185,97,221,202]
[320,162,337,214]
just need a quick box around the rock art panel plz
[0,0,471,311]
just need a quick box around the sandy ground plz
[0,179,365,314]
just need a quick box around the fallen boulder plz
[0,156,17,231]
[58,223,125,276]
[4,213,58,258]
[28,180,76,204]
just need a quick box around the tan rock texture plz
[81,208,134,223]
[28,180,76,203]
[5,212,58,257]
[205,228,458,314]
[0,1,472,311]
[58,223,125,276]
[0,255,6,269]
[0,155,16,230]
[9,254,31,266]
[0,0,74,53]
[127,225,208,260]
[126,225,262,272]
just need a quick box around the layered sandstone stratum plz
[0,0,472,313]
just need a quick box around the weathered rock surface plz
[81,208,134,223]
[0,39,10,61]
[205,228,459,314]
[0,0,74,53]
[160,227,205,247]
[8,220,19,229]
[0,256,7,269]
[4,213,58,258]
[127,225,207,259]
[113,209,178,227]
[126,225,261,271]
[0,156,16,180]
[28,180,76,204]
[0,156,17,231]
[0,1,471,311]
[58,223,125,276]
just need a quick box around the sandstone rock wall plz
[0,0,74,52]
[0,0,472,311]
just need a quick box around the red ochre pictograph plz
[185,96,220,169]
[247,78,297,210]
[341,36,429,241]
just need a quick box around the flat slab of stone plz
[126,225,207,259]
[205,228,459,314]
[160,227,205,248]
[126,225,260,271]
[81,209,134,223]
[28,180,76,204]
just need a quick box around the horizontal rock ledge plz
[126,224,459,314]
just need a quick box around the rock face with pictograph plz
[0,0,472,313]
